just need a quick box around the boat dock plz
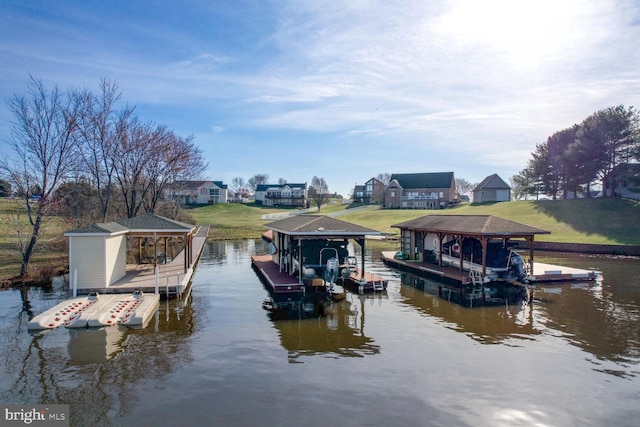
[76,224,209,298]
[252,255,306,295]
[381,251,599,284]
[252,254,388,295]
[28,222,209,331]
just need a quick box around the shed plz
[65,214,196,291]
[473,174,511,203]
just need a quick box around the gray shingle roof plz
[65,214,195,235]
[65,222,129,235]
[392,215,549,237]
[115,214,195,232]
[472,174,511,191]
[390,172,454,189]
[265,215,380,236]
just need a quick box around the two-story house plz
[164,180,228,205]
[384,172,456,209]
[352,177,386,204]
[254,183,308,207]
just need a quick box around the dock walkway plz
[80,224,209,298]
[381,251,599,284]
[252,255,388,295]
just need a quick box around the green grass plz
[1,197,639,282]
[337,198,640,245]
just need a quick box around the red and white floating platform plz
[28,291,160,331]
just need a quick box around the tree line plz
[512,105,640,200]
[1,77,207,277]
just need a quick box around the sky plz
[1,0,639,198]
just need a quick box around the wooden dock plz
[252,255,388,295]
[251,255,306,294]
[77,225,209,298]
[381,251,599,284]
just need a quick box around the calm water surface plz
[1,240,639,426]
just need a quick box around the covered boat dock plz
[390,214,550,282]
[254,215,388,294]
[385,214,598,286]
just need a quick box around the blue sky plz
[1,0,639,197]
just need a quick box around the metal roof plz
[265,215,381,237]
[392,215,549,237]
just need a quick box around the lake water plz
[1,239,639,426]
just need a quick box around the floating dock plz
[28,291,160,331]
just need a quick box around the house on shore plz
[384,172,456,209]
[352,177,386,204]
[611,163,640,200]
[473,174,511,203]
[164,180,228,205]
[254,183,308,207]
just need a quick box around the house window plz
[391,191,396,197]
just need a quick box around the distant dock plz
[381,251,599,284]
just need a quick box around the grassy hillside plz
[1,197,638,281]
[337,198,640,245]
[191,198,640,245]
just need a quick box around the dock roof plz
[392,215,549,238]
[115,214,195,233]
[65,214,195,236]
[265,215,381,238]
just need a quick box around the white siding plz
[496,189,510,201]
[70,236,106,289]
[105,235,127,285]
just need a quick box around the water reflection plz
[67,327,127,363]
[272,297,381,362]
[398,272,540,344]
[0,287,196,425]
[1,240,639,426]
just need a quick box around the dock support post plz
[72,269,77,298]
[155,266,159,295]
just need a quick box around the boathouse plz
[254,215,388,294]
[391,215,550,280]
[64,214,196,292]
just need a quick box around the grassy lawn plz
[1,197,639,282]
[337,198,640,245]
[0,198,70,280]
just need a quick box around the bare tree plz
[110,115,155,218]
[230,177,245,195]
[455,178,475,199]
[76,79,131,222]
[376,172,391,185]
[309,176,329,212]
[247,173,269,193]
[144,131,207,214]
[1,77,80,277]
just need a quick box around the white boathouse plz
[64,214,196,292]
